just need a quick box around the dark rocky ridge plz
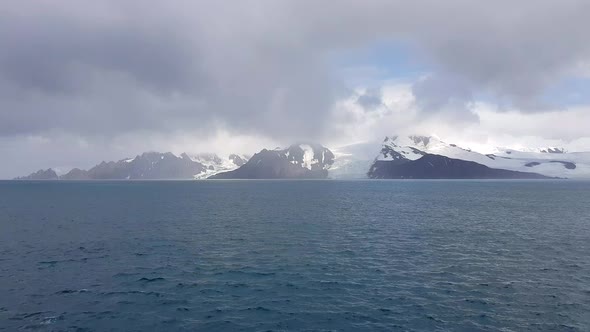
[549,161,576,169]
[368,154,552,179]
[541,148,566,154]
[14,168,59,180]
[525,160,576,170]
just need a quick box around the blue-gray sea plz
[1,180,589,331]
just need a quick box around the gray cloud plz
[356,88,384,110]
[1,0,590,177]
[412,75,472,111]
[412,74,479,122]
[0,1,341,141]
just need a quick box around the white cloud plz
[326,83,590,154]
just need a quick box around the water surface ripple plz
[1,180,589,331]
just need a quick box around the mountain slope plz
[75,152,206,180]
[60,168,90,180]
[210,144,334,179]
[369,154,552,179]
[14,169,59,180]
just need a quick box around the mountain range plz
[16,152,249,180]
[15,144,334,180]
[14,135,590,180]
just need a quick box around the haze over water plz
[1,180,589,331]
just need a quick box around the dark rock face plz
[211,144,334,179]
[368,154,551,179]
[527,160,576,170]
[14,169,59,180]
[550,161,576,170]
[409,135,431,146]
[378,146,415,163]
[541,148,565,154]
[229,154,247,167]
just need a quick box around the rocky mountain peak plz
[210,143,334,179]
[14,168,58,180]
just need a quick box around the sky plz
[1,0,590,178]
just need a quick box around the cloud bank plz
[1,0,590,177]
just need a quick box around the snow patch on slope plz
[186,153,249,179]
[299,144,315,170]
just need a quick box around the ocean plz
[1,180,589,331]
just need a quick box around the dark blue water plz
[1,180,589,331]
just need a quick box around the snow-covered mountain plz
[369,135,590,179]
[211,143,334,179]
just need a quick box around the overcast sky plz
[1,0,590,178]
